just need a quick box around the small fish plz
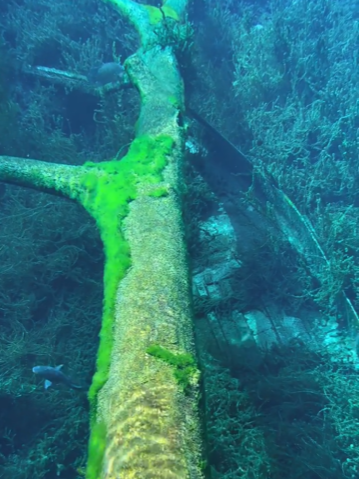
[32,365,83,390]
[87,62,124,87]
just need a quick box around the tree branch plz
[105,0,157,47]
[0,1,204,477]
[0,156,86,199]
[104,0,188,47]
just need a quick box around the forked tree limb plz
[0,1,206,478]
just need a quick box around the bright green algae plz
[76,134,174,478]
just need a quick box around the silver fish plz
[87,62,124,87]
[32,365,83,390]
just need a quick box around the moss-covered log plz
[0,0,205,478]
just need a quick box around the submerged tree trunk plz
[0,1,206,477]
